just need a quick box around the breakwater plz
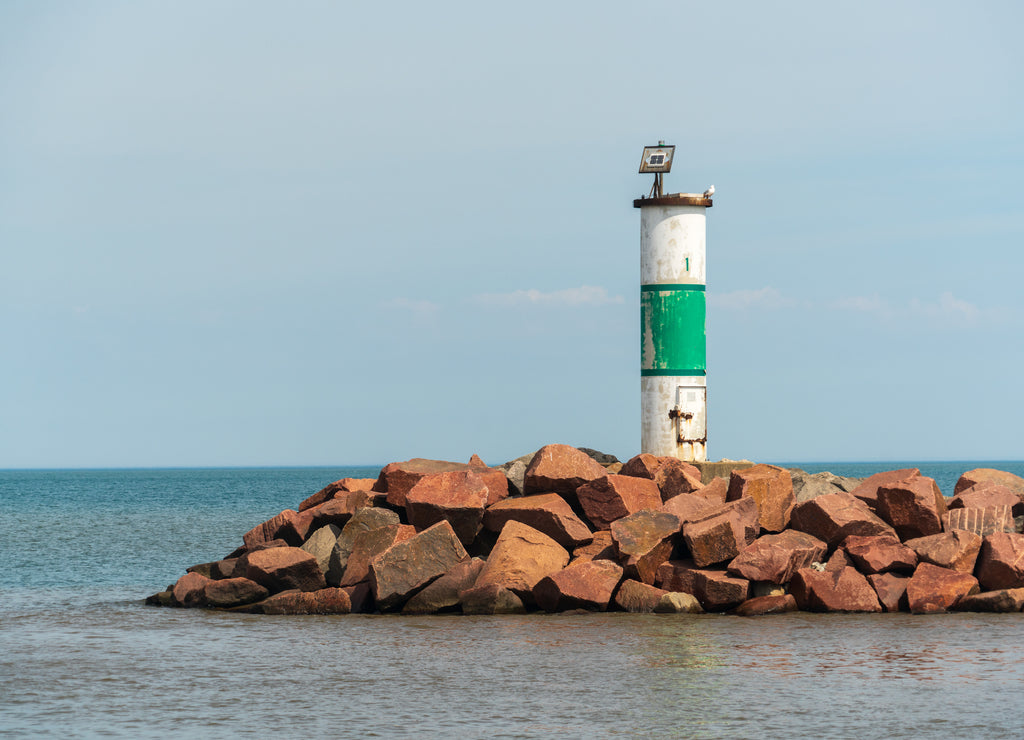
[148,444,1024,615]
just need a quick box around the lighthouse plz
[634,142,712,461]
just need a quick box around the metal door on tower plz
[674,385,706,444]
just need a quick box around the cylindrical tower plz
[634,193,712,460]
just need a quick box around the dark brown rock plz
[682,509,746,567]
[244,547,327,593]
[848,468,920,511]
[172,571,211,608]
[876,476,946,541]
[254,587,351,615]
[975,532,1024,590]
[790,492,897,548]
[867,573,909,612]
[523,444,607,499]
[905,562,979,614]
[735,594,798,616]
[533,559,624,612]
[459,584,527,614]
[341,582,373,613]
[210,558,241,580]
[369,521,470,611]
[790,567,882,612]
[340,524,417,587]
[726,464,795,533]
[402,558,486,614]
[405,470,489,547]
[954,588,1024,613]
[484,493,593,550]
[613,579,669,613]
[842,534,918,574]
[204,577,269,608]
[473,521,570,600]
[576,475,663,530]
[727,530,827,584]
[654,559,701,593]
[610,510,681,584]
[694,569,749,611]
[904,530,982,573]
[571,530,615,562]
[942,506,1016,537]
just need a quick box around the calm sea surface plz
[3,462,1024,738]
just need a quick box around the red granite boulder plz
[300,491,369,537]
[483,493,593,550]
[695,477,729,505]
[404,470,489,547]
[203,577,268,608]
[533,559,624,612]
[402,558,486,614]
[254,587,351,615]
[328,507,402,584]
[374,458,475,508]
[610,510,681,584]
[694,569,750,611]
[790,492,897,548]
[942,506,1016,537]
[613,579,669,613]
[523,444,607,500]
[726,464,795,533]
[841,534,918,574]
[661,493,717,525]
[655,559,701,593]
[571,530,615,562]
[298,477,377,512]
[576,475,662,530]
[790,566,882,612]
[954,588,1024,613]
[652,458,704,501]
[954,468,1024,499]
[904,530,982,574]
[369,521,470,611]
[242,509,305,548]
[949,482,1022,516]
[682,508,747,567]
[867,573,909,612]
[727,530,827,584]
[459,584,527,614]
[172,571,211,608]
[876,476,946,541]
[905,562,979,614]
[473,521,570,601]
[848,468,920,511]
[340,524,417,587]
[244,547,327,593]
[735,594,798,617]
[975,532,1024,591]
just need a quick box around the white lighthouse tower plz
[634,142,712,461]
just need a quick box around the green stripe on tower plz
[640,287,706,374]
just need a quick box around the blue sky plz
[2,1,1022,467]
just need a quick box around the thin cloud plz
[708,286,797,311]
[831,293,894,318]
[380,297,440,325]
[473,285,624,307]
[910,291,981,324]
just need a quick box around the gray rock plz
[326,507,400,586]
[300,524,342,575]
[790,469,863,503]
[577,447,620,465]
[499,459,528,497]
[653,592,704,613]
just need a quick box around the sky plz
[2,1,1022,468]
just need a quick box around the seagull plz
[703,185,715,198]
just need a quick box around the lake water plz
[3,463,1024,737]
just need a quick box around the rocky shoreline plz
[147,444,1024,616]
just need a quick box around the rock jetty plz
[147,446,1024,616]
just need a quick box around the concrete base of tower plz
[641,375,707,462]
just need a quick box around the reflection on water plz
[3,604,1023,739]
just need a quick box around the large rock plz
[620,454,702,500]
[727,530,827,584]
[954,468,1024,499]
[459,584,527,614]
[942,506,1016,537]
[681,509,747,567]
[726,464,795,532]
[695,477,729,505]
[473,521,570,601]
[876,477,946,540]
[841,534,918,574]
[533,559,624,612]
[790,567,882,612]
[203,577,269,608]
[610,510,681,584]
[790,492,897,548]
[949,482,1023,516]
[653,592,704,613]
[848,468,920,511]
[576,475,663,530]
[523,444,607,500]
[242,509,304,548]
[405,470,489,547]
[904,530,982,574]
[402,558,486,614]
[244,547,327,593]
[340,524,417,586]
[253,587,351,615]
[483,493,593,550]
[298,477,376,512]
[735,594,798,616]
[571,530,615,562]
[975,532,1024,591]
[172,571,211,608]
[791,470,860,503]
[867,573,909,612]
[695,569,750,611]
[374,458,476,508]
[327,507,401,585]
[299,491,369,537]
[499,459,528,497]
[905,562,979,614]
[300,524,342,576]
[954,588,1024,613]
[661,493,717,525]
[369,521,470,611]
[614,580,669,613]
[655,559,701,593]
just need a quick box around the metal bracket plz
[668,407,693,421]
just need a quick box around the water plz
[3,463,1024,737]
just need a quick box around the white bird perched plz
[703,185,715,198]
